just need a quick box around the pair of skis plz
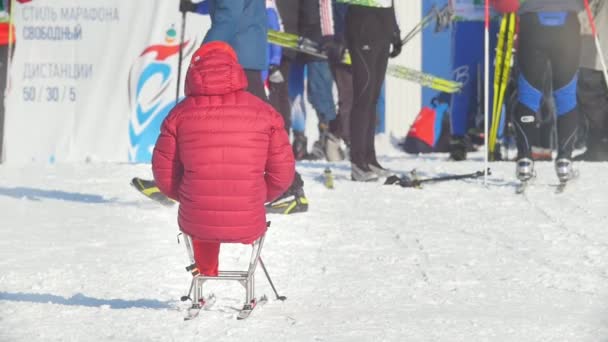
[267,30,462,94]
[182,295,268,321]
[516,171,580,195]
[488,13,517,160]
[384,169,489,188]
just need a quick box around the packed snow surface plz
[2,147,608,341]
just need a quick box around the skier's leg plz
[345,7,376,174]
[0,43,8,162]
[244,69,268,102]
[330,63,353,145]
[306,60,337,160]
[367,27,391,171]
[288,62,309,160]
[269,59,292,132]
[578,68,608,160]
[306,60,336,124]
[192,239,220,277]
[549,12,581,164]
[514,13,549,161]
[346,6,391,180]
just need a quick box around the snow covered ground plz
[2,143,608,341]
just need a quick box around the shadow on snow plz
[0,187,116,204]
[0,291,173,310]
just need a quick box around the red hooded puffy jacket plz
[152,42,295,244]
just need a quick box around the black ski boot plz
[449,136,468,161]
[292,132,309,161]
[265,172,308,215]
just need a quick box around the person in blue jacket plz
[180,0,269,99]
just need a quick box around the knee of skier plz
[517,74,543,114]
[553,74,578,117]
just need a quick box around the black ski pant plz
[268,59,292,133]
[0,44,9,162]
[245,69,268,102]
[345,5,394,169]
[329,63,353,145]
[514,12,581,160]
[578,68,608,149]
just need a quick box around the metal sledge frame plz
[181,232,266,309]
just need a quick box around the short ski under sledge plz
[184,294,217,321]
[237,295,267,320]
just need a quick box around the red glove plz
[490,0,519,14]
[16,0,33,3]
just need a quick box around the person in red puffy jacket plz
[152,41,295,276]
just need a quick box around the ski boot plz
[292,132,308,161]
[555,158,574,183]
[449,136,468,161]
[515,158,535,194]
[351,163,379,182]
[309,139,326,160]
[368,161,392,178]
[265,173,308,215]
[516,158,535,182]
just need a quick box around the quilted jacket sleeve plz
[265,110,295,202]
[152,114,183,201]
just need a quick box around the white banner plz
[4,0,422,164]
[5,0,210,163]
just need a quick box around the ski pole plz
[401,5,436,45]
[259,257,287,301]
[583,0,608,90]
[175,9,187,104]
[483,0,490,185]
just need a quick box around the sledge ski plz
[184,294,217,321]
[267,30,463,94]
[130,177,175,207]
[385,169,490,188]
[237,295,268,320]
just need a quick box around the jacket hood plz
[185,41,248,96]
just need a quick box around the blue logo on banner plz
[128,25,197,163]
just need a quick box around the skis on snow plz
[236,296,268,320]
[130,177,175,207]
[515,170,579,195]
[555,170,580,194]
[183,294,217,321]
[384,169,489,188]
[183,295,267,321]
